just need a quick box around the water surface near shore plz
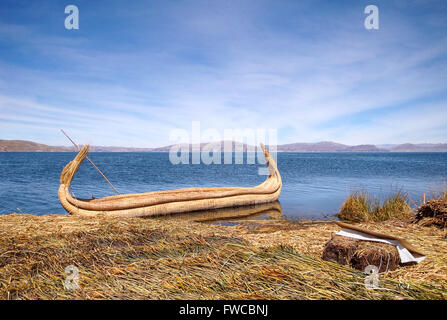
[0,152,446,219]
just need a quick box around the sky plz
[0,0,447,147]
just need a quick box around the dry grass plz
[338,191,412,222]
[0,214,446,300]
[415,200,447,228]
[381,193,412,221]
[338,191,373,222]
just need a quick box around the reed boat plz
[58,144,282,217]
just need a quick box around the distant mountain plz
[149,141,253,152]
[0,140,71,152]
[1,139,447,152]
[276,141,348,152]
[275,142,387,152]
[345,144,387,152]
[379,143,447,152]
[87,146,154,152]
[0,140,251,152]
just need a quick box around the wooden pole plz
[61,129,120,194]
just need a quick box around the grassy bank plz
[1,214,446,299]
[338,191,412,222]
[338,187,447,223]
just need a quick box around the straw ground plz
[0,213,446,300]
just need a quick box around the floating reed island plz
[1,210,446,300]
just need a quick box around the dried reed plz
[338,191,412,222]
[1,214,445,300]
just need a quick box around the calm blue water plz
[0,152,446,219]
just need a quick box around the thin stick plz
[61,129,120,194]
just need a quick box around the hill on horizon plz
[1,139,447,152]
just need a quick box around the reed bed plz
[0,214,446,300]
[338,191,412,222]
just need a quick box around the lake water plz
[0,152,446,219]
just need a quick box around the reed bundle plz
[322,235,400,272]
[415,200,447,228]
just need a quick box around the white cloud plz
[1,1,446,146]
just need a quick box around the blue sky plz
[0,0,446,147]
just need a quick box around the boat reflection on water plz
[155,201,283,223]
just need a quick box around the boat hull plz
[58,144,282,217]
